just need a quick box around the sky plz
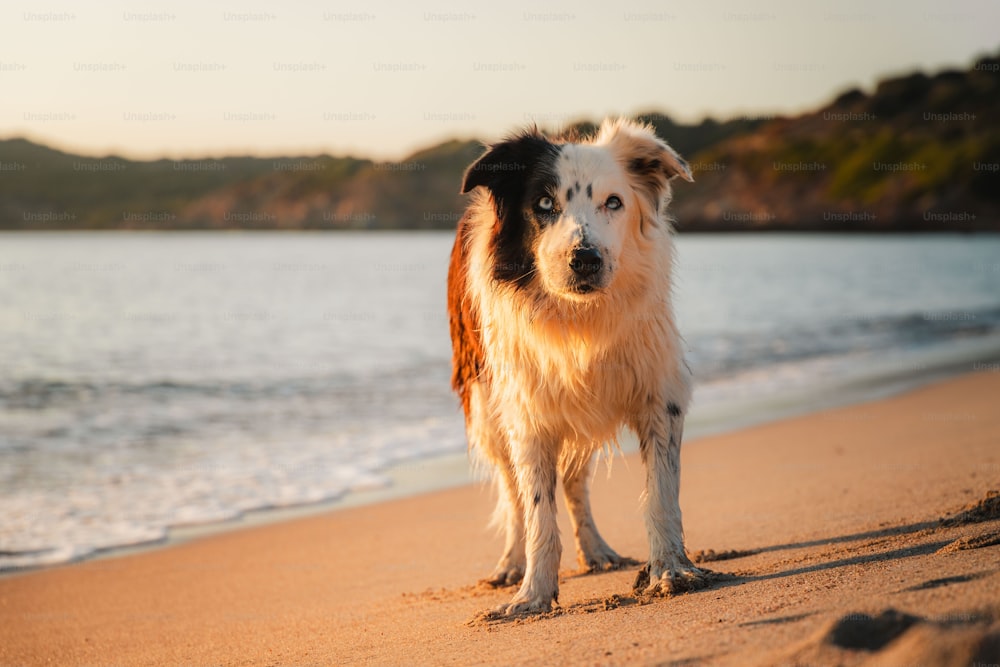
[1,0,998,160]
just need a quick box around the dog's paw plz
[578,546,640,574]
[492,590,555,617]
[633,557,710,597]
[480,563,525,588]
[469,593,555,625]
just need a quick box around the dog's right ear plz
[462,128,558,197]
[461,141,516,194]
[462,128,559,220]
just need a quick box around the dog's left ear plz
[595,119,693,212]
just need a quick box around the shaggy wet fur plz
[448,119,704,615]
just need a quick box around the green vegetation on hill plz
[1,51,997,231]
[0,139,374,230]
[672,53,1000,231]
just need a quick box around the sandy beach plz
[2,371,999,666]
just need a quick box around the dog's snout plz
[569,246,602,277]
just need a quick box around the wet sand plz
[2,372,999,666]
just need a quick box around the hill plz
[671,52,1000,231]
[0,119,760,231]
[1,52,997,231]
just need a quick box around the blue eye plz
[536,196,554,212]
[605,195,623,211]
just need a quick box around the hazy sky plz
[2,0,997,160]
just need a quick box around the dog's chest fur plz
[467,221,679,444]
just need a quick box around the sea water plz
[2,232,999,570]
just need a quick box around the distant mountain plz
[0,121,762,232]
[1,51,997,232]
[672,52,1000,231]
[0,139,377,230]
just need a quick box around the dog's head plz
[462,118,692,302]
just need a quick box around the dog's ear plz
[461,129,559,216]
[594,119,693,213]
[461,140,517,194]
[461,129,546,193]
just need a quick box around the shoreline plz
[4,336,1000,579]
[0,449,477,580]
[4,229,1000,236]
[2,371,999,665]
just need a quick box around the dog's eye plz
[536,196,554,212]
[605,195,623,211]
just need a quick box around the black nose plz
[570,246,602,277]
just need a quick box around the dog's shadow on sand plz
[719,489,1000,582]
[460,532,903,628]
[463,490,1000,627]
[465,566,739,628]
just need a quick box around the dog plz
[447,118,703,616]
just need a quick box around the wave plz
[689,304,1000,380]
[0,362,452,412]
[5,305,998,413]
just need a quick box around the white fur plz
[457,119,701,615]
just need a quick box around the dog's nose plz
[570,246,602,277]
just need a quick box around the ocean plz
[2,232,999,570]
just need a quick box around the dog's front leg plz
[494,435,561,615]
[634,402,706,595]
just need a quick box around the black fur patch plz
[629,157,662,174]
[566,187,573,202]
[667,402,682,417]
[586,183,592,199]
[461,130,562,288]
[533,492,541,506]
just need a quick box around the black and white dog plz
[448,119,702,615]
